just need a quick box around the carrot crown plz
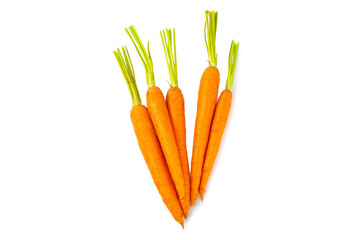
[160,28,178,88]
[113,46,141,107]
[126,26,155,88]
[225,40,240,91]
[204,10,218,67]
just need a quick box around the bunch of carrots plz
[113,10,239,227]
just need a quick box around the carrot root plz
[190,66,220,206]
[199,90,232,200]
[131,105,184,226]
[166,87,190,218]
[146,86,186,208]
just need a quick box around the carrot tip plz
[181,222,184,229]
[200,191,205,202]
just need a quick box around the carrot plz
[113,46,184,226]
[190,10,220,206]
[126,26,186,212]
[160,28,190,218]
[199,40,239,200]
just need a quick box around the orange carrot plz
[131,105,183,226]
[191,10,220,206]
[200,40,239,200]
[113,47,183,226]
[126,26,186,212]
[160,28,190,218]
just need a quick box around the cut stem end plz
[204,10,218,67]
[160,28,178,88]
[225,40,239,91]
[126,26,155,88]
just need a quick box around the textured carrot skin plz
[199,90,232,200]
[190,66,220,206]
[166,87,190,218]
[130,105,184,226]
[146,86,185,208]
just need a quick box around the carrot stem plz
[125,26,155,88]
[204,10,218,67]
[225,40,240,91]
[113,46,141,107]
[160,28,178,88]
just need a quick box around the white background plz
[1,0,360,239]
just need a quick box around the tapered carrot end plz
[190,193,197,206]
[176,215,184,228]
[200,189,205,201]
[183,204,189,219]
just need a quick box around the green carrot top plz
[160,28,178,88]
[113,46,141,107]
[205,10,218,67]
[225,40,240,91]
[126,26,155,88]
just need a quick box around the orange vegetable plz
[131,105,184,226]
[126,26,186,213]
[200,40,239,200]
[113,47,183,226]
[191,10,220,206]
[161,28,190,218]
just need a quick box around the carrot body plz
[166,87,190,218]
[146,86,185,209]
[190,66,220,205]
[199,90,232,200]
[130,105,183,226]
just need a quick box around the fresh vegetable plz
[190,10,220,206]
[199,40,239,200]
[160,28,190,218]
[113,47,184,226]
[126,26,186,211]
